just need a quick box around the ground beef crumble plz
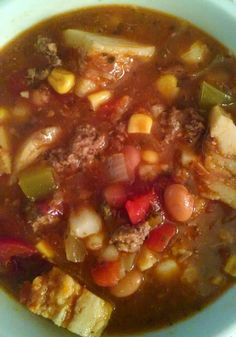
[47,124,107,174]
[110,222,151,253]
[160,107,205,145]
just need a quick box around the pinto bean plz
[110,269,143,297]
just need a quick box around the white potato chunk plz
[210,105,236,156]
[21,267,113,337]
[69,206,102,238]
[181,41,209,64]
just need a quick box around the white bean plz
[110,270,143,297]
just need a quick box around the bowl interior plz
[1,1,236,337]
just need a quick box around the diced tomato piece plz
[123,145,141,179]
[104,183,127,208]
[0,237,37,264]
[91,260,121,287]
[125,191,156,225]
[145,222,177,253]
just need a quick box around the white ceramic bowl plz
[1,1,236,337]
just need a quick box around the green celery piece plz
[18,165,57,200]
[200,81,233,108]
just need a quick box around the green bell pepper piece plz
[200,81,233,108]
[18,165,57,200]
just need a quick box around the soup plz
[1,5,236,337]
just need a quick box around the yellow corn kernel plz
[36,240,55,259]
[224,254,236,277]
[0,107,10,123]
[48,68,75,94]
[155,74,179,101]
[128,113,153,134]
[141,150,159,164]
[88,90,112,111]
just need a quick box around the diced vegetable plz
[128,113,153,134]
[67,288,113,337]
[137,246,158,271]
[0,125,12,174]
[205,180,236,210]
[88,90,112,111]
[123,145,141,178]
[210,105,236,156]
[181,149,197,167]
[155,259,179,280]
[91,260,121,287]
[65,234,87,263]
[69,206,102,238]
[48,67,75,94]
[21,267,113,337]
[200,81,233,108]
[125,191,156,225]
[0,107,11,123]
[141,150,159,164]
[181,41,209,64]
[104,183,127,208]
[0,237,36,263]
[18,165,57,201]
[107,153,129,183]
[85,232,105,251]
[75,78,97,97]
[99,245,119,262]
[63,29,156,59]
[36,240,55,259]
[224,254,236,277]
[120,253,136,274]
[14,126,62,173]
[155,74,179,102]
[146,222,177,253]
[110,269,143,297]
[164,184,194,222]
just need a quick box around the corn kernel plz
[48,67,75,94]
[224,254,236,277]
[128,113,153,134]
[0,107,10,123]
[141,150,159,164]
[36,240,55,259]
[88,90,112,111]
[155,74,179,101]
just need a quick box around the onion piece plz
[69,206,102,238]
[14,126,62,173]
[107,153,129,183]
[65,234,87,263]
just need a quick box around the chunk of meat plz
[20,267,113,337]
[30,191,64,232]
[35,35,62,67]
[108,122,128,152]
[48,124,107,174]
[184,108,205,144]
[160,107,205,145]
[110,222,151,253]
